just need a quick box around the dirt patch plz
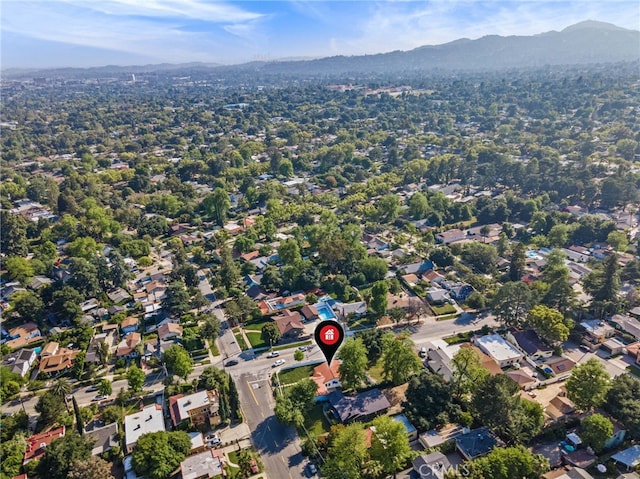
[382,383,408,414]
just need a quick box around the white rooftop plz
[124,404,165,449]
[581,320,615,336]
[174,390,216,423]
[180,449,223,479]
[475,334,522,362]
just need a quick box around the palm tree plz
[50,378,72,412]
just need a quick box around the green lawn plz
[233,329,248,350]
[431,304,457,315]
[244,319,270,332]
[627,364,640,378]
[245,331,267,349]
[304,402,332,436]
[367,359,385,383]
[349,316,378,330]
[277,364,315,385]
[444,331,473,345]
[225,450,242,479]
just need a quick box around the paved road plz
[237,369,307,479]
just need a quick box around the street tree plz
[604,374,640,438]
[492,281,534,328]
[381,334,422,385]
[370,415,413,478]
[566,358,611,411]
[581,413,614,453]
[132,431,191,479]
[200,313,222,340]
[338,338,368,390]
[527,305,573,342]
[0,210,28,256]
[127,365,145,393]
[163,344,194,381]
[98,379,112,396]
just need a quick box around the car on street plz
[298,346,308,352]
[92,395,108,402]
[266,351,280,358]
[86,385,98,392]
[307,463,318,476]
[272,359,286,368]
[225,359,239,367]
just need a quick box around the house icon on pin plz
[324,328,335,341]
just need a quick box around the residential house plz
[563,247,590,263]
[601,338,626,356]
[426,287,448,305]
[435,229,467,245]
[412,452,452,479]
[455,427,499,461]
[474,334,523,368]
[246,284,267,300]
[611,445,640,471]
[272,310,306,341]
[180,449,225,479]
[459,344,503,375]
[542,467,594,479]
[5,323,41,350]
[168,390,220,428]
[399,260,435,275]
[116,332,142,359]
[611,314,640,341]
[80,298,100,313]
[86,329,118,364]
[545,356,576,378]
[300,304,319,322]
[508,329,553,361]
[580,320,615,344]
[603,417,627,450]
[545,395,576,422]
[445,282,474,301]
[506,369,536,389]
[38,343,79,376]
[3,348,37,377]
[334,301,367,321]
[29,275,52,290]
[83,422,119,456]
[158,322,183,342]
[626,342,640,365]
[259,293,306,314]
[424,340,461,382]
[327,389,391,424]
[121,317,139,335]
[124,404,165,453]
[107,288,131,304]
[401,273,420,288]
[311,360,341,396]
[23,426,66,464]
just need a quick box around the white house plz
[474,334,523,368]
[124,404,165,453]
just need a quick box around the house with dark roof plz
[455,427,499,461]
[327,389,391,424]
[3,348,37,377]
[301,304,319,322]
[508,329,553,361]
[412,451,452,479]
[84,421,119,456]
[399,260,435,275]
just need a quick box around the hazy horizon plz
[2,0,640,69]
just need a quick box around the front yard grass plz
[430,304,457,315]
[277,364,315,385]
[627,364,640,378]
[367,359,385,383]
[444,331,473,345]
[244,319,270,332]
[304,402,331,436]
[245,331,267,349]
[233,329,248,350]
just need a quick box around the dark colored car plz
[225,359,239,367]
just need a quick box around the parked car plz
[272,359,286,368]
[86,385,98,392]
[250,459,259,474]
[419,347,427,358]
[225,359,239,367]
[206,433,221,447]
[92,395,108,402]
[266,351,280,358]
[307,463,318,475]
[298,346,308,352]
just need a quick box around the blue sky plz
[2,1,639,69]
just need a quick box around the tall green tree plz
[36,432,93,479]
[527,305,573,342]
[451,347,490,396]
[403,370,454,431]
[369,280,389,316]
[127,365,145,393]
[68,456,115,479]
[1,433,27,479]
[566,358,611,411]
[0,211,28,256]
[583,254,621,316]
[161,280,191,316]
[202,187,231,226]
[11,290,45,323]
[509,242,526,281]
[261,322,281,348]
[492,281,534,328]
[581,413,613,453]
[321,423,368,479]
[604,374,640,439]
[131,431,191,479]
[471,445,549,479]
[369,415,413,478]
[338,338,368,390]
[163,344,194,381]
[381,334,422,385]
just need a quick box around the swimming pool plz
[316,304,336,321]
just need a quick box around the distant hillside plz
[3,20,638,79]
[254,20,640,75]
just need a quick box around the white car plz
[272,359,286,368]
[92,395,108,402]
[266,351,280,358]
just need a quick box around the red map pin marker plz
[314,320,344,365]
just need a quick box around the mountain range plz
[4,21,639,78]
